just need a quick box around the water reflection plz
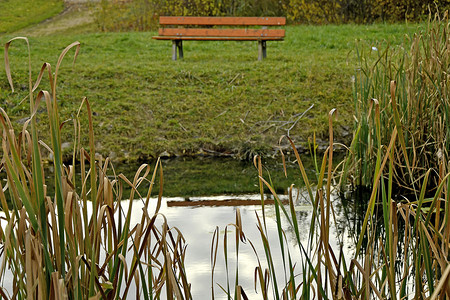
[334,188,415,297]
[3,156,405,298]
[112,156,317,198]
[0,182,410,298]
[122,191,349,299]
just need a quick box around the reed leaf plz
[1,39,191,300]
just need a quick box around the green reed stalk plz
[1,38,191,299]
[349,12,449,193]
[340,13,450,297]
[212,17,450,294]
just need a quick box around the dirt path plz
[16,0,97,36]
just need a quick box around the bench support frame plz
[173,39,268,61]
[172,40,183,60]
[258,40,267,61]
[155,16,285,61]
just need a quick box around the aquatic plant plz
[211,14,450,297]
[212,102,450,298]
[0,38,190,299]
[345,11,449,192]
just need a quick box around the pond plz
[46,188,359,298]
[120,192,355,299]
[0,155,379,298]
[109,155,370,298]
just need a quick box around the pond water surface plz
[112,156,367,298]
[122,191,360,299]
[1,155,372,298]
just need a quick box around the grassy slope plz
[0,0,64,33]
[0,23,421,162]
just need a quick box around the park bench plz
[152,16,286,61]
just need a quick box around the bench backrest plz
[159,16,285,26]
[158,16,285,39]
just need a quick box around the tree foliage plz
[92,0,450,31]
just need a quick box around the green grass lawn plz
[0,23,422,162]
[0,0,64,33]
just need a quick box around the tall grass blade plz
[355,127,397,256]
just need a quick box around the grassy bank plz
[1,23,421,161]
[0,0,64,33]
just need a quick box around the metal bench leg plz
[172,40,183,60]
[172,40,177,60]
[177,40,183,59]
[258,40,267,61]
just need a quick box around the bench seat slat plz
[152,36,284,41]
[158,28,285,38]
[159,16,286,26]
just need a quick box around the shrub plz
[91,0,450,31]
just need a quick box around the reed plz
[0,38,190,299]
[324,13,450,296]
[189,15,450,298]
[206,13,450,294]
[211,102,450,298]
[211,26,450,293]
[344,11,449,193]
[210,110,341,298]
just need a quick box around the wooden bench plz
[152,16,286,61]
